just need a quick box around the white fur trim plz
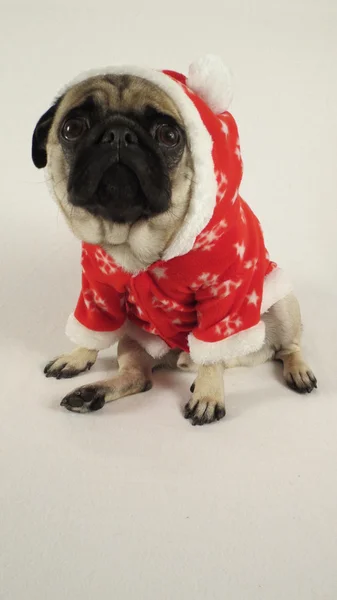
[187,55,233,114]
[188,321,265,364]
[125,320,170,358]
[66,314,124,350]
[261,268,293,314]
[60,64,217,261]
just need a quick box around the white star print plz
[81,248,88,272]
[234,241,246,260]
[240,204,246,223]
[95,249,116,275]
[148,327,158,335]
[235,145,242,160]
[231,189,239,205]
[210,278,242,298]
[172,318,182,325]
[244,258,258,271]
[199,272,214,283]
[221,317,235,336]
[152,296,180,312]
[221,121,229,136]
[152,266,167,280]
[218,173,228,188]
[83,290,107,312]
[205,230,219,243]
[198,273,219,287]
[191,273,219,290]
[246,290,259,306]
[214,313,243,338]
[192,222,227,251]
[225,324,235,336]
[216,171,228,203]
[221,280,236,298]
[166,301,179,312]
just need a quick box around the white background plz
[1,1,337,598]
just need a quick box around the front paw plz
[61,385,106,413]
[285,366,318,394]
[44,349,97,379]
[184,396,226,426]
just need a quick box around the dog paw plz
[285,366,317,394]
[44,349,97,379]
[184,397,226,426]
[61,385,106,413]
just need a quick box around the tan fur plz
[46,75,194,273]
[185,363,226,425]
[100,335,154,402]
[44,347,98,378]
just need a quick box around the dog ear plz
[31,98,62,168]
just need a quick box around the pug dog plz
[32,57,317,425]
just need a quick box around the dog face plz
[32,75,194,270]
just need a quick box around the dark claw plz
[45,363,66,377]
[214,405,226,420]
[184,400,226,426]
[286,372,317,394]
[290,374,296,388]
[308,372,318,388]
[45,361,94,380]
[44,360,57,374]
[192,403,209,426]
[190,382,195,393]
[56,370,76,380]
[184,401,198,419]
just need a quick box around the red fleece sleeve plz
[188,268,266,364]
[74,271,125,333]
[66,251,126,350]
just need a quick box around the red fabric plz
[73,73,277,352]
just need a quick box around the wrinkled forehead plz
[55,74,184,125]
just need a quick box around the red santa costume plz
[65,56,292,364]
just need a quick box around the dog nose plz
[101,125,138,147]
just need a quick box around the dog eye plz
[61,117,88,141]
[155,124,180,147]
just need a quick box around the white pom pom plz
[187,54,233,114]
